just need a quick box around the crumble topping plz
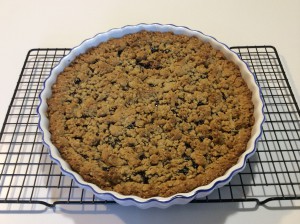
[47,31,254,198]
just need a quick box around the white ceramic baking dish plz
[37,23,265,209]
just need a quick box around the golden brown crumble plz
[47,31,254,198]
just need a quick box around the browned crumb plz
[47,31,254,198]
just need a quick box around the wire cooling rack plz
[0,46,299,210]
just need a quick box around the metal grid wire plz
[0,46,299,209]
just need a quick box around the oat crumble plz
[47,31,254,198]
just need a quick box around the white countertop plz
[0,0,300,223]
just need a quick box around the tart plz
[38,24,264,208]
